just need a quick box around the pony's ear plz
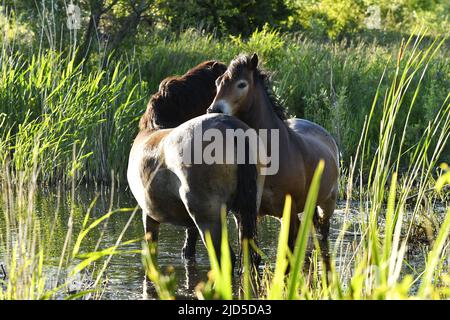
[250,53,258,70]
[211,61,227,74]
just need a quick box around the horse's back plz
[286,118,339,202]
[163,113,252,196]
[287,118,334,142]
[163,114,258,229]
[286,118,339,161]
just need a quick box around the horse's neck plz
[247,84,307,165]
[244,85,286,131]
[248,84,303,146]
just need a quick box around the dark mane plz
[139,60,227,130]
[227,54,287,120]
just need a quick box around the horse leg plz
[182,227,199,262]
[142,211,160,298]
[234,215,243,271]
[196,216,236,272]
[143,211,160,244]
[288,202,300,253]
[180,191,237,272]
[183,261,201,295]
[317,190,337,280]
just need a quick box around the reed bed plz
[0,164,139,299]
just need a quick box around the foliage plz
[1,0,448,56]
[152,0,291,36]
[0,6,34,45]
[287,0,450,39]
[1,26,448,185]
[288,0,364,39]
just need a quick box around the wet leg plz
[318,192,337,281]
[182,227,199,261]
[143,212,160,243]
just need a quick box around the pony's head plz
[140,60,227,130]
[207,54,286,120]
[207,54,259,116]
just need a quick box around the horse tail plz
[232,138,258,262]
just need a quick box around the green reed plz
[0,161,139,299]
[0,48,146,185]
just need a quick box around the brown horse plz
[139,60,227,130]
[128,60,259,268]
[207,54,339,266]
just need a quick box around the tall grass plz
[0,161,139,299]
[0,49,146,184]
[1,27,448,187]
[142,33,450,300]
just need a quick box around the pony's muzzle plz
[208,100,231,114]
[207,104,223,114]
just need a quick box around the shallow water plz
[0,186,281,299]
[0,186,438,299]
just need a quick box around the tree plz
[153,0,291,36]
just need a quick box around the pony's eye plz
[237,82,247,89]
